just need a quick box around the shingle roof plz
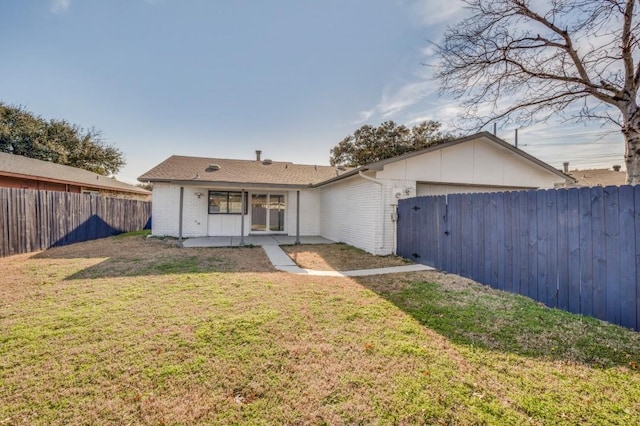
[0,152,150,195]
[568,168,627,187]
[138,155,341,187]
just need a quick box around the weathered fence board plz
[0,188,151,258]
[591,187,607,321]
[618,186,635,329]
[398,185,640,331]
[557,189,569,311]
[604,186,621,325]
[567,188,581,315]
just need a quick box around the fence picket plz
[591,187,607,320]
[518,190,529,298]
[578,187,594,316]
[437,196,447,270]
[442,196,452,271]
[471,193,483,282]
[508,191,519,294]
[489,193,499,289]
[557,189,570,311]
[546,189,559,308]
[536,190,549,303]
[483,193,492,286]
[635,185,640,332]
[604,186,622,325]
[566,188,581,314]
[619,185,635,329]
[496,192,511,290]
[0,189,8,256]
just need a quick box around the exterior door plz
[251,193,285,232]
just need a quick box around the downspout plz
[358,171,385,251]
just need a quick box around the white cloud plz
[404,0,467,27]
[50,0,70,14]
[380,80,435,117]
[353,109,375,124]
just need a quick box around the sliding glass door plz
[251,193,285,232]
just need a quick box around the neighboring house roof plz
[138,155,342,188]
[567,168,627,187]
[0,152,150,195]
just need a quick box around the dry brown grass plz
[1,234,639,425]
[282,243,409,270]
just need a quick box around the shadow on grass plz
[279,244,640,370]
[30,233,275,279]
[353,271,640,370]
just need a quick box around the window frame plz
[208,190,248,215]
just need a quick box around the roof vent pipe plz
[563,162,569,173]
[256,150,262,161]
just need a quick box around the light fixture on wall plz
[194,192,204,199]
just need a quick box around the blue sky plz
[0,0,624,183]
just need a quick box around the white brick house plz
[139,132,575,255]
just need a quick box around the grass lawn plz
[1,233,639,425]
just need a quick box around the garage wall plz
[319,176,382,254]
[377,136,565,189]
[416,183,531,197]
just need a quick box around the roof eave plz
[310,167,368,187]
[144,179,314,190]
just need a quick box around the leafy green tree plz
[330,120,453,166]
[0,102,125,175]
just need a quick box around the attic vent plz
[205,164,221,172]
[336,165,346,171]
[262,159,273,165]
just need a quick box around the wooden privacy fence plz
[397,185,640,331]
[1,188,152,257]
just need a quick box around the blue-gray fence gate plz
[397,185,640,331]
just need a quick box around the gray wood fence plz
[1,188,151,257]
[397,185,640,331]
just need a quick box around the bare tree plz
[435,0,640,183]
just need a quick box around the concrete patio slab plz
[182,236,233,248]
[181,235,334,248]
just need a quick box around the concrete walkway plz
[262,246,434,277]
[182,235,434,276]
[263,245,434,277]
